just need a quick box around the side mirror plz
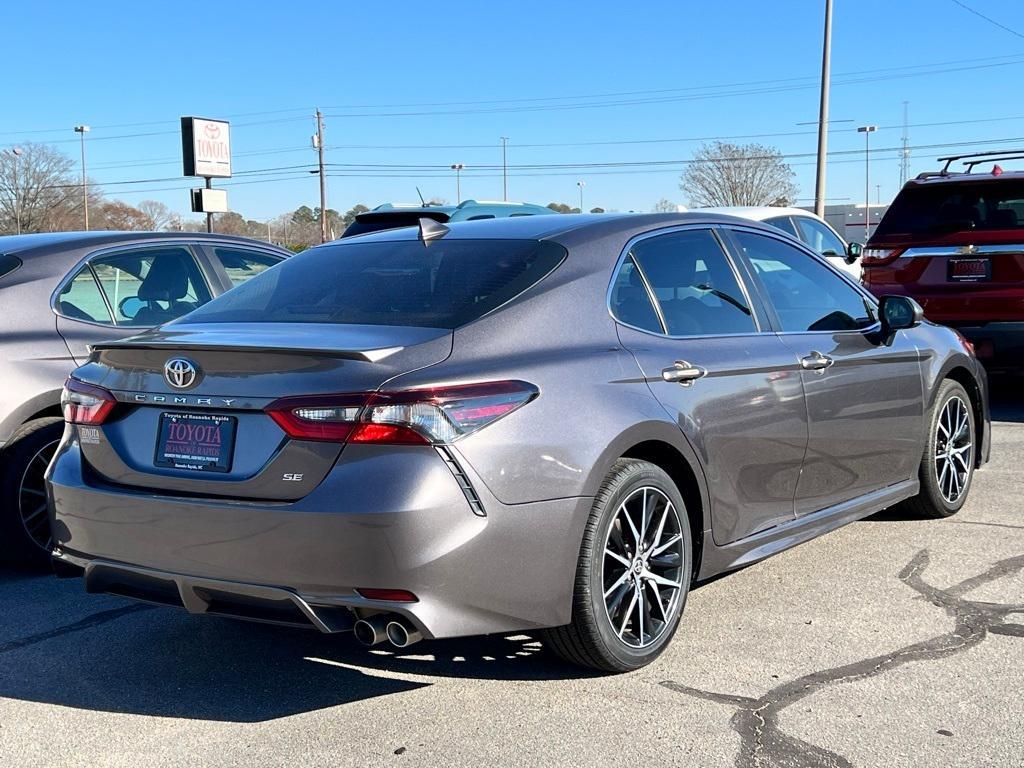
[844,241,863,265]
[118,296,144,321]
[879,295,924,334]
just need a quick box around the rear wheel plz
[542,458,692,672]
[0,418,64,569]
[900,380,976,519]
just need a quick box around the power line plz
[4,53,1024,142]
[950,0,1024,39]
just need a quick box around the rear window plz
[0,254,22,280]
[178,238,566,329]
[874,179,1024,239]
[342,212,450,238]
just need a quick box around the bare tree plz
[92,200,154,231]
[137,200,175,231]
[0,143,98,233]
[652,198,678,213]
[681,141,798,207]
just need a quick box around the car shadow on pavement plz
[0,573,594,722]
[988,373,1024,423]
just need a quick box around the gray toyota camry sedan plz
[47,213,990,672]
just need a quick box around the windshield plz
[874,179,1024,239]
[178,238,566,329]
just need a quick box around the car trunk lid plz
[73,323,452,500]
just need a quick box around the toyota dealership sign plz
[181,116,232,178]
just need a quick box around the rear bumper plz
[47,435,592,639]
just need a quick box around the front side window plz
[619,229,756,337]
[180,239,566,329]
[213,247,283,287]
[732,231,876,333]
[89,246,212,326]
[794,216,846,256]
[56,268,112,323]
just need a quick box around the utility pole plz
[813,0,833,218]
[858,125,877,241]
[577,180,586,213]
[315,108,328,243]
[899,101,910,187]
[74,125,90,230]
[500,137,509,201]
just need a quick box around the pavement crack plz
[0,604,153,655]
[660,549,1024,768]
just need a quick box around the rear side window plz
[609,256,662,333]
[615,229,756,337]
[0,254,21,280]
[57,268,113,323]
[874,179,1024,238]
[180,238,566,329]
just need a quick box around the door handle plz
[661,360,707,385]
[800,350,834,373]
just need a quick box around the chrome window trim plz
[50,240,214,328]
[606,223,764,340]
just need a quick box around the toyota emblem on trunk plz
[164,358,199,389]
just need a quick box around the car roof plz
[327,211,780,245]
[904,169,1024,187]
[696,205,820,222]
[0,231,289,259]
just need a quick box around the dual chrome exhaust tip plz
[353,614,423,649]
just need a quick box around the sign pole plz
[205,177,213,233]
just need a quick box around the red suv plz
[863,150,1024,368]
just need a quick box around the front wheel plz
[542,458,692,672]
[900,380,976,519]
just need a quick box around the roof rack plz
[937,149,1024,174]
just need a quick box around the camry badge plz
[164,358,199,389]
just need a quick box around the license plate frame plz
[154,412,237,473]
[947,257,991,283]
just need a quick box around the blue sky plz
[4,0,1024,220]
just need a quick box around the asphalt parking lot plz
[1,382,1021,768]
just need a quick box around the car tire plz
[0,418,64,570]
[541,458,692,673]
[900,380,976,519]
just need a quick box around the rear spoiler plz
[89,341,403,363]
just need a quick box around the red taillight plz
[355,588,418,602]
[266,393,367,442]
[61,378,116,425]
[265,380,538,445]
[861,247,900,266]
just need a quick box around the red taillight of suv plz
[266,381,539,445]
[61,378,117,425]
[861,247,901,266]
